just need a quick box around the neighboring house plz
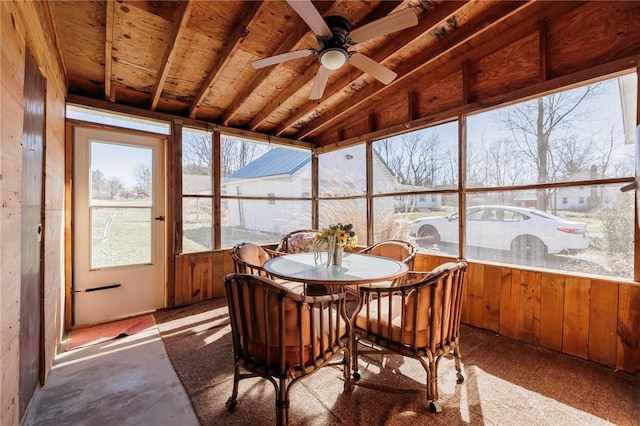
[551,167,611,211]
[223,148,312,234]
[498,168,613,212]
[552,185,612,211]
[221,146,441,234]
[394,186,442,212]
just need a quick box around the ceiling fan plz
[251,0,419,100]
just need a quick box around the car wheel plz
[511,236,547,262]
[417,225,440,247]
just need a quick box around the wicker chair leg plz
[342,347,353,391]
[453,346,466,384]
[426,359,442,413]
[276,378,291,426]
[352,338,359,379]
[225,362,241,411]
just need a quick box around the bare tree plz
[551,134,596,180]
[183,132,212,175]
[107,177,124,200]
[221,136,270,176]
[375,132,449,188]
[498,85,601,210]
[133,163,151,197]
[92,169,106,199]
[182,130,272,178]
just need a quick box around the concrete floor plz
[23,327,200,426]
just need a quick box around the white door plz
[73,127,165,325]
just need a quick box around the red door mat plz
[67,314,156,350]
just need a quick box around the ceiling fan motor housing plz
[319,15,351,49]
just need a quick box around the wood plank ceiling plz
[48,1,640,147]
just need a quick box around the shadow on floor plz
[155,298,640,426]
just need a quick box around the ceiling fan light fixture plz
[319,48,348,70]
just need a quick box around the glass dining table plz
[263,252,408,287]
[263,251,409,377]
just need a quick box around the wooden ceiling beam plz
[42,1,68,85]
[294,0,537,140]
[150,1,193,111]
[220,2,338,127]
[271,0,469,137]
[66,93,313,149]
[104,0,115,101]
[188,2,266,119]
[248,0,405,132]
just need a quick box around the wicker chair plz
[231,242,272,276]
[267,229,325,293]
[274,229,320,254]
[357,239,417,287]
[359,239,416,269]
[224,273,352,425]
[231,242,303,293]
[352,261,468,413]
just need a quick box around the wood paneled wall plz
[175,251,640,374]
[1,2,67,425]
[415,254,640,374]
[174,250,234,306]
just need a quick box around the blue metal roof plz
[227,148,310,179]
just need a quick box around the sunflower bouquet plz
[315,223,357,248]
[313,223,357,266]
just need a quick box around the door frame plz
[67,123,168,326]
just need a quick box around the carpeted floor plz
[155,298,640,426]
[66,314,156,350]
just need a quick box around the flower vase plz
[332,245,343,266]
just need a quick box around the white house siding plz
[223,166,312,234]
[552,185,612,211]
[222,145,408,234]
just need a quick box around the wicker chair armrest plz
[304,290,348,305]
[264,247,285,258]
[358,270,445,297]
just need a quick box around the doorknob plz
[155,216,165,221]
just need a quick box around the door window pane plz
[91,207,151,268]
[89,141,153,268]
[90,141,152,205]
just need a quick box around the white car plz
[409,205,589,258]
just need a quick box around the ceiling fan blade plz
[309,65,331,100]
[348,53,397,85]
[286,0,332,37]
[348,8,419,44]
[252,49,316,69]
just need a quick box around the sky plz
[91,141,152,189]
